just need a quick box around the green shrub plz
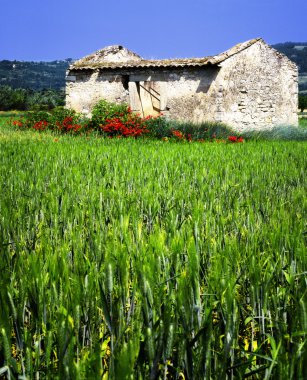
[26,89,65,111]
[90,99,151,138]
[47,107,79,127]
[90,99,130,129]
[143,117,235,141]
[143,115,173,138]
[12,107,89,134]
[170,121,235,140]
[0,86,27,111]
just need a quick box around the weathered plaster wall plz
[66,71,129,114]
[127,67,220,122]
[159,68,219,123]
[214,40,298,131]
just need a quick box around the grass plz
[238,119,307,141]
[299,117,307,128]
[0,119,306,379]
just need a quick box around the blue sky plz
[1,0,306,61]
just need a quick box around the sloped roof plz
[70,38,263,71]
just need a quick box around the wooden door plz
[129,80,164,117]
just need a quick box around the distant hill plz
[0,42,306,92]
[0,59,73,90]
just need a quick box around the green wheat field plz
[0,118,306,379]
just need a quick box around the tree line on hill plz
[0,59,72,90]
[0,58,69,110]
[272,42,307,73]
[0,86,64,111]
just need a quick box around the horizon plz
[1,0,307,62]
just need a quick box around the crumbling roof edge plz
[68,59,218,71]
[68,38,265,71]
[210,37,263,64]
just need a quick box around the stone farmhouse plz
[66,38,298,131]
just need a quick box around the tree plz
[298,95,307,112]
[0,85,64,111]
[0,85,27,110]
[26,89,64,110]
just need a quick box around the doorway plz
[129,80,165,117]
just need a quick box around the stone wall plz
[214,40,298,131]
[66,41,298,130]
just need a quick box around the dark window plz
[122,75,129,90]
